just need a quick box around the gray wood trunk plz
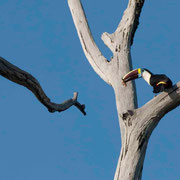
[68,0,180,179]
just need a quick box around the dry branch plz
[0,56,86,115]
[128,0,145,45]
[141,82,180,118]
[102,0,145,51]
[68,0,111,85]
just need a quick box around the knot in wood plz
[121,110,134,126]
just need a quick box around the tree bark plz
[68,0,180,179]
[0,56,86,115]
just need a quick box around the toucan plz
[122,68,173,93]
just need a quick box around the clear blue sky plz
[0,0,179,180]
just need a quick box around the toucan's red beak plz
[122,69,140,86]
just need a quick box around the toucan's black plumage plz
[149,74,172,93]
[122,68,173,94]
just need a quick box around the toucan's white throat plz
[142,70,151,85]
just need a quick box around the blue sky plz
[0,0,179,180]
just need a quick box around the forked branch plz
[0,56,86,115]
[102,0,145,51]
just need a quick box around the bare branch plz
[101,32,116,53]
[105,0,145,50]
[130,0,145,45]
[0,56,86,115]
[142,82,180,116]
[68,0,111,85]
[137,82,180,130]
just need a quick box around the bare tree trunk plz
[68,0,180,179]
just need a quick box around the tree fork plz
[68,0,180,179]
[115,83,180,180]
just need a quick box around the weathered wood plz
[68,0,180,179]
[68,0,111,85]
[68,0,137,145]
[102,0,145,49]
[114,83,180,180]
[0,56,86,115]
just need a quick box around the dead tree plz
[68,0,180,179]
[0,56,86,115]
